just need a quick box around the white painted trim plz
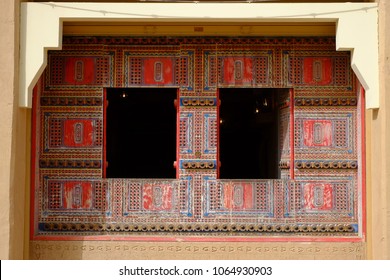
[20,2,379,108]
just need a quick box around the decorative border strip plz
[39,222,357,233]
[295,160,358,169]
[41,97,102,106]
[63,36,336,46]
[39,159,102,169]
[180,97,217,107]
[295,97,357,107]
[180,160,216,170]
[279,161,291,169]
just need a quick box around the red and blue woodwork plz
[294,109,356,159]
[33,36,362,238]
[44,113,102,151]
[204,180,274,217]
[278,92,292,179]
[46,51,114,89]
[122,179,181,215]
[122,47,194,90]
[43,179,109,215]
[284,50,352,88]
[284,175,357,224]
[204,48,273,90]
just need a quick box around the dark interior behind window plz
[106,88,177,178]
[219,88,280,179]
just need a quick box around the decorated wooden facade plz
[31,36,364,238]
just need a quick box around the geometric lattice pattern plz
[285,177,355,221]
[33,36,361,238]
[278,93,291,180]
[42,178,109,218]
[122,180,180,215]
[39,177,358,234]
[45,113,102,151]
[294,110,356,159]
[179,112,194,154]
[204,180,274,217]
[203,112,217,154]
[204,48,273,90]
[124,50,179,87]
[122,46,194,90]
[285,51,352,88]
[46,51,114,89]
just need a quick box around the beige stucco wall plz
[0,0,14,260]
[0,0,28,260]
[367,0,390,259]
[0,0,389,260]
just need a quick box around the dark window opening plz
[219,88,282,179]
[106,88,177,178]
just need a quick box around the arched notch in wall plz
[19,2,379,108]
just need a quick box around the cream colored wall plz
[0,0,14,260]
[0,0,28,260]
[367,0,390,259]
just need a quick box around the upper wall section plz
[20,2,378,108]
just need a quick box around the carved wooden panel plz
[33,37,362,240]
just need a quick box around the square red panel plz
[64,57,96,85]
[222,57,253,85]
[303,120,333,147]
[223,183,254,210]
[142,58,174,85]
[63,182,93,210]
[302,57,333,85]
[63,119,94,147]
[303,183,333,211]
[142,184,173,211]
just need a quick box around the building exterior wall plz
[0,0,28,260]
[0,0,14,260]
[0,0,389,260]
[367,0,390,259]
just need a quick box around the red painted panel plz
[222,57,253,85]
[223,183,254,210]
[143,184,173,211]
[63,182,93,209]
[303,57,332,85]
[63,119,94,147]
[303,119,333,147]
[64,57,96,85]
[143,58,174,85]
[303,183,333,211]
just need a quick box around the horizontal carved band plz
[180,98,217,107]
[39,159,101,169]
[295,97,357,106]
[63,36,336,46]
[181,160,216,169]
[41,97,102,106]
[279,161,291,169]
[39,222,357,233]
[295,160,358,169]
